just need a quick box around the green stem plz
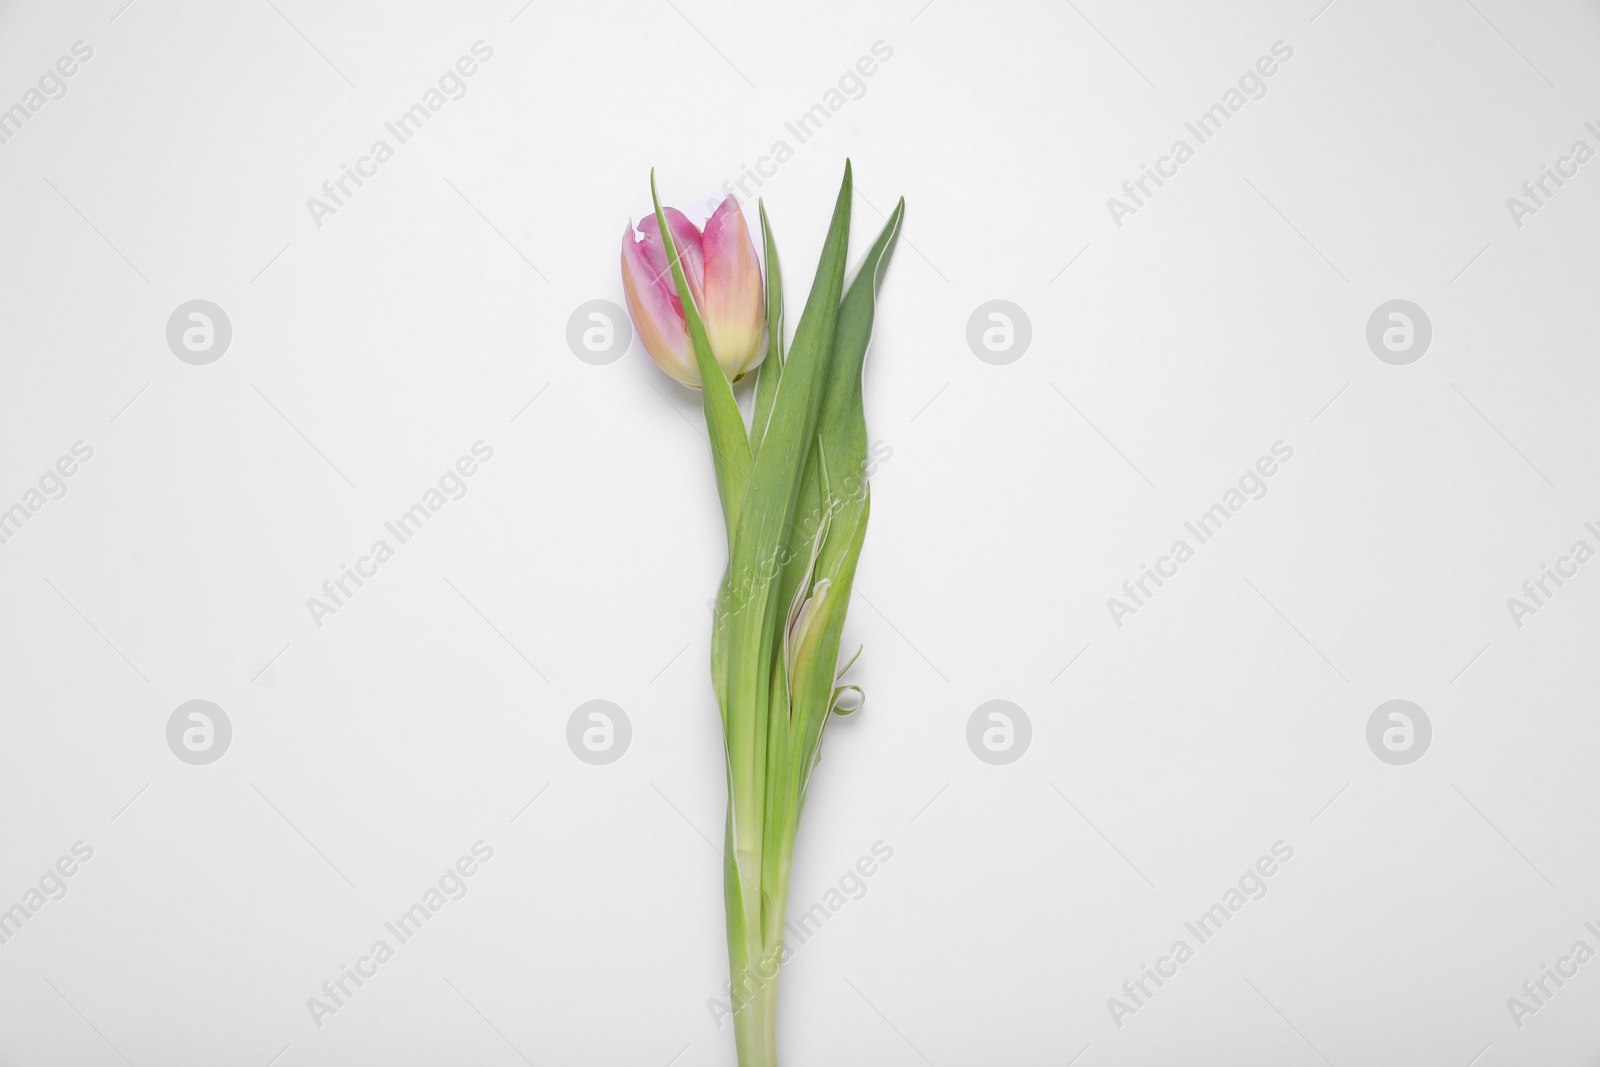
[730,956,778,1067]
[726,840,779,1064]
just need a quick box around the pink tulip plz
[621,196,767,388]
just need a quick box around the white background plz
[1,0,1598,1064]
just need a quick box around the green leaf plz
[650,170,751,544]
[771,197,904,694]
[786,491,870,807]
[708,170,906,1063]
[750,200,785,459]
[718,162,854,922]
[781,198,905,804]
[815,194,902,565]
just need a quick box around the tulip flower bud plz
[621,196,767,388]
[786,578,833,683]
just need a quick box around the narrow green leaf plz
[771,198,905,693]
[787,490,870,806]
[781,200,904,808]
[720,162,854,928]
[749,200,785,459]
[650,170,751,543]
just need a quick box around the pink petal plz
[636,207,706,311]
[700,196,766,374]
[621,223,696,386]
